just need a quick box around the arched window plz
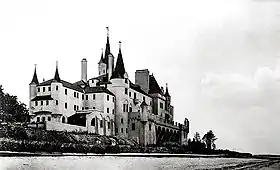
[62,116,65,123]
[129,104,132,112]
[91,118,95,126]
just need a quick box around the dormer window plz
[125,78,128,84]
[43,87,45,92]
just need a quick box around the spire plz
[30,64,39,85]
[104,26,111,64]
[165,83,170,97]
[99,48,104,64]
[54,61,61,82]
[111,41,126,79]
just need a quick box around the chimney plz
[108,54,114,80]
[135,69,149,93]
[81,58,87,81]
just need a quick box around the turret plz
[140,101,148,122]
[111,41,126,79]
[29,64,39,101]
[108,53,114,80]
[165,83,171,111]
[53,61,61,82]
[81,58,87,82]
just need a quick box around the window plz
[46,100,49,105]
[107,95,109,101]
[112,109,114,114]
[93,107,96,109]
[82,107,84,110]
[129,106,132,112]
[112,97,114,102]
[65,103,67,109]
[116,128,118,134]
[129,92,131,97]
[86,95,88,100]
[42,117,45,122]
[41,101,43,106]
[108,122,110,129]
[56,86,58,91]
[48,117,51,121]
[74,105,76,110]
[132,123,135,130]
[65,89,67,95]
[38,88,40,92]
[74,92,76,97]
[77,106,79,110]
[35,101,38,106]
[134,92,136,99]
[100,120,103,128]
[107,108,109,113]
[143,96,145,101]
[82,94,84,100]
[62,116,65,123]
[85,107,89,109]
[93,94,95,100]
[91,118,95,126]
[77,93,79,98]
[125,88,128,95]
[123,104,126,112]
[149,124,151,131]
[160,102,163,109]
[121,128,123,133]
[125,78,128,84]
[43,87,45,92]
[103,70,105,73]
[48,87,51,91]
[126,128,128,133]
[37,117,40,122]
[121,118,123,124]
[56,100,58,105]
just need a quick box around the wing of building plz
[28,28,189,146]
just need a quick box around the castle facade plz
[29,28,189,146]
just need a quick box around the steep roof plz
[129,81,150,97]
[38,79,84,93]
[165,84,170,97]
[149,75,163,95]
[30,66,39,85]
[31,95,53,101]
[111,42,126,79]
[84,86,115,96]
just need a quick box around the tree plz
[202,130,217,150]
[0,85,29,123]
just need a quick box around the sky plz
[1,0,280,154]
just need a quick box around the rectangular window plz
[42,117,45,122]
[100,120,103,128]
[82,107,84,110]
[107,108,109,113]
[38,88,40,92]
[35,101,38,106]
[74,105,76,110]
[93,107,96,109]
[116,128,118,134]
[121,128,123,133]
[56,86,58,91]
[129,92,131,97]
[129,106,132,112]
[65,103,67,109]
[123,104,126,112]
[126,128,128,133]
[74,92,76,97]
[77,93,79,98]
[149,124,151,131]
[132,123,135,131]
[112,109,114,114]
[43,87,45,92]
[86,95,88,100]
[108,122,110,129]
[48,117,51,121]
[107,95,109,101]
[46,100,49,105]
[143,96,145,101]
[41,101,43,106]
[160,102,163,109]
[93,94,95,100]
[65,89,67,95]
[91,118,95,126]
[82,94,84,100]
[56,100,58,105]
[48,87,51,91]
[121,118,123,124]
[134,92,136,99]
[85,107,89,109]
[112,97,114,102]
[77,106,79,110]
[125,78,128,84]
[125,88,128,95]
[37,117,40,122]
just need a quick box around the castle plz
[29,28,189,146]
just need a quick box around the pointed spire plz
[111,41,126,79]
[54,61,61,82]
[99,48,104,64]
[30,64,39,85]
[165,83,170,97]
[104,26,111,64]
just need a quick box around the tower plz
[81,58,87,82]
[29,64,39,109]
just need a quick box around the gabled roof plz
[31,95,53,101]
[129,81,150,97]
[111,42,126,79]
[73,80,88,86]
[149,75,163,95]
[84,86,115,96]
[38,79,84,93]
[30,66,39,85]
